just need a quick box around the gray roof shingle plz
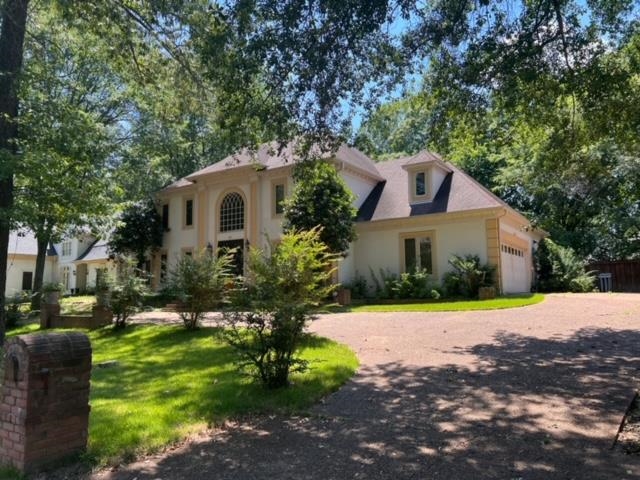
[160,143,517,224]
[76,239,110,262]
[8,230,57,256]
[357,154,509,222]
[159,141,383,193]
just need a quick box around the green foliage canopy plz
[283,161,357,255]
[535,238,596,293]
[109,199,164,268]
[220,228,338,389]
[167,248,234,330]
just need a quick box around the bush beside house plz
[166,249,235,329]
[219,228,338,389]
[535,238,596,293]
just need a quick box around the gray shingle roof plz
[403,150,445,166]
[159,143,516,224]
[8,230,39,255]
[8,230,57,256]
[76,239,110,262]
[357,154,509,222]
[160,141,382,191]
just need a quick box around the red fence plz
[588,260,640,292]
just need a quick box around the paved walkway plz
[94,293,640,479]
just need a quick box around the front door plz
[217,239,245,276]
[76,263,88,292]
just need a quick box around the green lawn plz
[7,324,358,467]
[60,295,96,315]
[345,293,545,312]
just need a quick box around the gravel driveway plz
[94,293,640,480]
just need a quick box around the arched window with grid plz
[219,192,245,232]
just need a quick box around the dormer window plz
[415,172,427,197]
[402,151,452,205]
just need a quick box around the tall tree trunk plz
[31,236,49,310]
[0,0,30,344]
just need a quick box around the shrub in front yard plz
[111,261,150,329]
[168,249,234,329]
[344,273,369,299]
[4,292,30,329]
[443,254,495,299]
[369,267,441,300]
[219,228,337,389]
[535,238,596,292]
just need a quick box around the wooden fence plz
[588,260,640,292]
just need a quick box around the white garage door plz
[501,244,529,293]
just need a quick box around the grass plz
[343,293,545,312]
[59,294,169,314]
[6,324,358,467]
[60,295,96,315]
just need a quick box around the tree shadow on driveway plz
[97,327,640,480]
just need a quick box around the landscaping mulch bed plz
[615,392,640,455]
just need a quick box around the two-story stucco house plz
[154,142,543,294]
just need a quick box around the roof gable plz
[160,141,382,193]
[357,152,512,222]
[75,238,110,262]
[8,230,57,256]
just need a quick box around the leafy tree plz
[535,239,596,293]
[283,161,356,255]
[357,25,640,261]
[110,200,164,270]
[220,228,337,389]
[167,249,234,330]
[2,0,637,340]
[110,261,150,329]
[14,13,123,307]
[0,0,29,342]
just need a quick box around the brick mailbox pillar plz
[39,302,60,329]
[0,332,92,473]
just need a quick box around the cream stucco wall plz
[158,162,372,277]
[257,171,293,247]
[431,167,448,199]
[159,179,257,275]
[337,243,356,284]
[353,216,489,290]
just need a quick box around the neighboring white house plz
[53,235,116,293]
[5,231,115,297]
[5,230,56,297]
[154,142,544,294]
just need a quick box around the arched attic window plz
[219,192,245,232]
